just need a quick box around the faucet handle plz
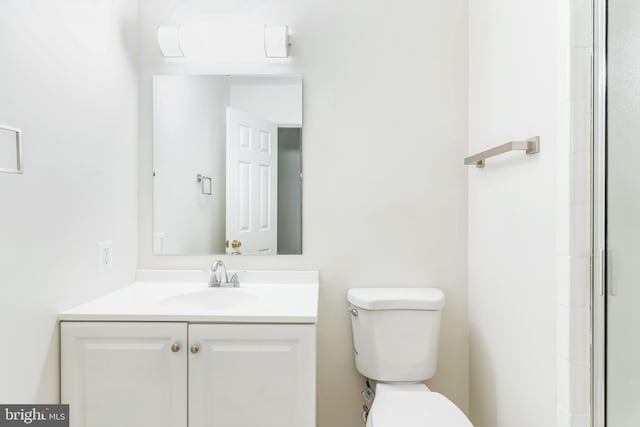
[219,273,240,288]
[229,273,240,287]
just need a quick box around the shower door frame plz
[592,0,607,424]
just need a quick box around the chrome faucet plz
[208,260,240,288]
[209,260,228,287]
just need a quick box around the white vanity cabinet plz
[61,322,316,427]
[61,322,188,427]
[188,324,316,427]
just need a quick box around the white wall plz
[153,76,228,254]
[555,0,592,425]
[229,76,303,126]
[0,0,138,402]
[138,0,469,425]
[468,0,568,426]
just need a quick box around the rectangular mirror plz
[0,125,22,174]
[153,75,303,256]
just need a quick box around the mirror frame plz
[151,74,304,256]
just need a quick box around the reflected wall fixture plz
[0,124,23,174]
[157,26,184,57]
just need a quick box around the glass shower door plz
[607,0,640,424]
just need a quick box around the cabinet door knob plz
[170,343,181,353]
[190,344,200,354]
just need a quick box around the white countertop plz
[59,270,319,324]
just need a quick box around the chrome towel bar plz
[464,136,540,168]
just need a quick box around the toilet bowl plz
[348,288,473,426]
[365,383,471,427]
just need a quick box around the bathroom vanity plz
[59,270,319,427]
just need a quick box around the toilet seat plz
[368,384,472,427]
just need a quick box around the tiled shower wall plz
[556,0,592,425]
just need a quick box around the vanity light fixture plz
[157,26,184,57]
[264,25,290,58]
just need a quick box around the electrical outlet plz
[97,241,113,273]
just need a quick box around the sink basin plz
[160,288,258,311]
[59,270,319,323]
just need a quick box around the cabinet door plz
[188,324,316,427]
[61,322,187,427]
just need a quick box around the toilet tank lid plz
[347,288,445,311]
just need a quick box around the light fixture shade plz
[264,25,289,58]
[158,26,184,57]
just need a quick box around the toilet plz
[347,288,472,426]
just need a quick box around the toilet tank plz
[347,288,445,382]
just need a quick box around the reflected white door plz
[226,107,278,255]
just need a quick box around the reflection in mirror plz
[0,125,22,174]
[153,75,302,256]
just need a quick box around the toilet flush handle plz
[347,306,358,317]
